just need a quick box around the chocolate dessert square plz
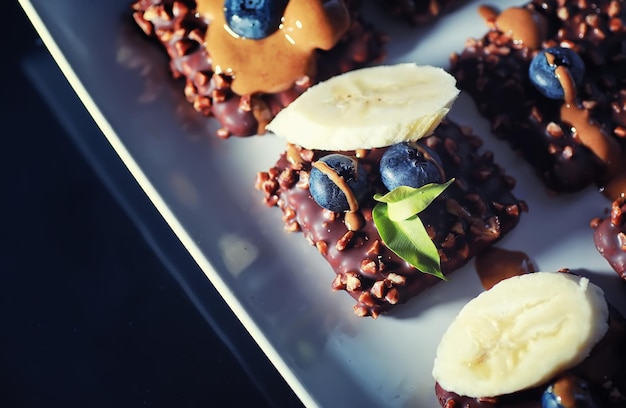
[130,0,386,138]
[449,0,626,198]
[255,119,526,318]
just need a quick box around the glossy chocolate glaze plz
[256,120,527,318]
[450,0,626,195]
[591,196,626,279]
[131,0,386,137]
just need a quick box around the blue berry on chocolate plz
[529,47,585,100]
[541,376,598,408]
[379,142,444,192]
[309,154,368,213]
[224,0,289,40]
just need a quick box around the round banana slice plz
[432,272,609,398]
[266,63,459,151]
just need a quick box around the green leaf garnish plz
[374,179,455,222]
[372,179,455,280]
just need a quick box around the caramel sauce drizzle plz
[551,53,619,166]
[548,52,625,199]
[312,159,364,231]
[196,0,350,95]
[286,143,305,168]
[474,247,536,290]
[478,5,546,49]
[552,377,580,408]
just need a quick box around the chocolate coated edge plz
[255,119,527,318]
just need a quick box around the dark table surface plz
[3,2,303,407]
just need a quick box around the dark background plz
[3,2,301,407]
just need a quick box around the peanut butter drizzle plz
[196,0,350,95]
[478,5,546,49]
[549,53,624,199]
[312,159,364,231]
[552,377,581,408]
[250,95,273,134]
[343,210,364,232]
[286,143,305,168]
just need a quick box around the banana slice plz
[266,63,459,151]
[432,272,609,398]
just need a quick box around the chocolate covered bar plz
[255,119,526,318]
[449,0,626,198]
[131,0,386,138]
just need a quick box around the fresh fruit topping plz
[224,0,289,40]
[541,375,598,408]
[266,64,460,151]
[379,142,444,192]
[529,47,585,100]
[432,272,609,398]
[372,179,454,280]
[309,154,368,213]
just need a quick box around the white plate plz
[20,0,626,406]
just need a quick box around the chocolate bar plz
[449,0,626,197]
[255,119,526,318]
[131,0,386,138]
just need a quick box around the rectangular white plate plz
[20,0,626,406]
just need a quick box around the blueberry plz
[309,154,369,212]
[541,376,598,408]
[529,47,585,100]
[379,142,444,191]
[224,0,289,40]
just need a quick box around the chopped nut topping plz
[336,230,355,251]
[346,272,361,292]
[316,240,328,256]
[546,122,564,137]
[385,288,399,304]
